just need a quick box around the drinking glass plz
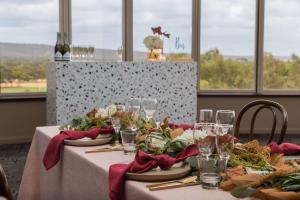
[194,123,216,159]
[199,109,213,123]
[120,130,138,155]
[107,105,126,145]
[142,98,158,121]
[88,46,95,60]
[215,110,235,135]
[128,98,142,117]
[197,155,221,189]
[200,173,221,189]
[215,124,235,170]
[215,110,235,170]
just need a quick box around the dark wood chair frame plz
[234,99,288,145]
[0,164,13,200]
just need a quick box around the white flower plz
[174,129,207,144]
[95,108,108,118]
[143,35,163,50]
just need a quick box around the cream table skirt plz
[18,126,255,200]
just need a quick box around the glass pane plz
[0,0,57,94]
[263,0,300,90]
[72,0,122,61]
[133,0,192,61]
[199,0,256,90]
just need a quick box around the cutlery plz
[85,147,123,153]
[146,176,197,188]
[148,181,200,191]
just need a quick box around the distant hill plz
[0,42,53,58]
[0,42,291,61]
[0,42,146,60]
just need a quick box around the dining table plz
[18,126,256,200]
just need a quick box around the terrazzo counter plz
[47,61,197,125]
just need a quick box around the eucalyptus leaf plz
[186,156,198,170]
[283,184,300,191]
[231,187,257,199]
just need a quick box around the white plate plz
[126,163,191,182]
[64,134,113,146]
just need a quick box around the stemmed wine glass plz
[141,98,158,121]
[128,98,142,118]
[107,105,126,145]
[215,110,235,169]
[194,123,216,160]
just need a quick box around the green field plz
[1,87,47,93]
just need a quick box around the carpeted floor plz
[0,143,31,199]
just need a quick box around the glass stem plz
[114,128,120,145]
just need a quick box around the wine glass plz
[199,109,213,123]
[215,110,235,169]
[215,110,235,135]
[128,98,142,117]
[107,105,126,145]
[194,123,216,160]
[142,98,158,121]
[215,125,235,169]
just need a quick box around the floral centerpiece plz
[219,140,300,200]
[143,26,170,61]
[59,107,137,132]
[135,117,204,156]
[59,108,111,131]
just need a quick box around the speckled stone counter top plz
[47,61,197,125]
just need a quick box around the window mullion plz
[60,0,71,44]
[122,0,133,61]
[192,0,200,63]
[255,0,265,94]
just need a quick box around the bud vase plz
[147,48,165,61]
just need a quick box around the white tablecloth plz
[18,126,255,200]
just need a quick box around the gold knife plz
[146,176,197,188]
[148,181,200,191]
[85,147,123,153]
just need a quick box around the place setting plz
[40,97,300,200]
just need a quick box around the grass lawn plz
[1,87,47,93]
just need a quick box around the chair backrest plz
[0,165,13,200]
[234,99,288,144]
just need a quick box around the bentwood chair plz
[0,164,13,200]
[234,100,288,145]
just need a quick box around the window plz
[0,0,58,94]
[4,0,299,96]
[72,0,122,61]
[199,0,256,91]
[133,0,192,61]
[263,0,300,90]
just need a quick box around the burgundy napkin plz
[43,127,113,170]
[269,142,300,155]
[108,144,199,200]
[169,123,194,130]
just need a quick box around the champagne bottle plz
[54,32,63,61]
[62,32,71,61]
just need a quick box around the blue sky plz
[0,0,299,57]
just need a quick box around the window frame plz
[2,0,300,99]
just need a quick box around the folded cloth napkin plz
[169,123,194,130]
[269,142,300,155]
[108,144,199,200]
[43,127,113,170]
